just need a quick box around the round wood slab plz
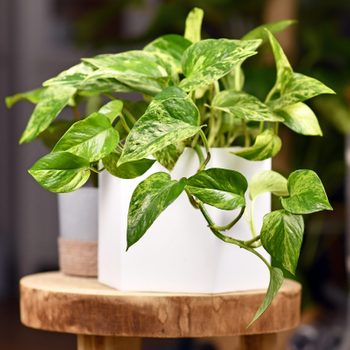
[20,272,301,338]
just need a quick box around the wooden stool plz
[20,272,301,350]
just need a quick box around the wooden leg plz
[241,333,278,350]
[77,335,141,350]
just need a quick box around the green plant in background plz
[7,8,335,323]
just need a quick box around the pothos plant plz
[7,8,334,323]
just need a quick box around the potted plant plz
[8,8,334,322]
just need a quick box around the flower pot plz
[98,148,270,293]
[58,187,98,277]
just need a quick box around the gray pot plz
[58,187,98,277]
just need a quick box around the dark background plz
[0,0,349,349]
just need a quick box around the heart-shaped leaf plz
[212,90,283,122]
[261,209,304,274]
[98,100,123,122]
[144,34,192,74]
[127,172,186,249]
[186,168,248,210]
[43,62,94,88]
[103,152,155,179]
[184,7,204,43]
[249,267,284,325]
[6,87,44,108]
[269,72,335,110]
[118,87,201,165]
[249,170,288,200]
[180,39,261,91]
[20,86,77,144]
[154,142,185,171]
[233,129,281,161]
[281,170,333,214]
[83,51,170,96]
[28,152,90,193]
[276,102,322,136]
[38,120,75,150]
[53,113,119,162]
[266,30,335,109]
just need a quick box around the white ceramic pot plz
[98,148,270,293]
[58,187,98,277]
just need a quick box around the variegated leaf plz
[184,7,204,43]
[249,170,288,200]
[6,87,44,108]
[180,39,261,91]
[28,152,90,193]
[103,152,155,179]
[233,129,281,161]
[261,209,304,274]
[144,34,191,75]
[52,112,119,162]
[127,172,186,249]
[249,267,284,325]
[186,168,247,210]
[119,87,201,165]
[276,102,322,136]
[281,170,333,214]
[154,142,185,171]
[83,51,170,96]
[269,73,335,110]
[212,90,282,122]
[20,86,77,144]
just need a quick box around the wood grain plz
[20,272,301,338]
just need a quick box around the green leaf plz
[233,129,281,161]
[103,152,155,179]
[269,72,336,110]
[212,90,283,122]
[43,62,94,88]
[28,152,90,193]
[180,39,261,91]
[281,170,333,214]
[249,170,288,200]
[184,7,204,43]
[98,100,123,122]
[186,168,247,210]
[249,267,284,325]
[119,87,201,165]
[266,30,292,87]
[53,112,119,162]
[154,142,185,171]
[243,20,296,42]
[261,210,304,274]
[266,30,335,109]
[83,51,170,96]
[20,86,77,144]
[6,88,44,108]
[221,68,245,91]
[144,34,192,74]
[127,172,186,249]
[38,120,75,150]
[276,102,322,136]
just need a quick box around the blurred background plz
[1,0,350,349]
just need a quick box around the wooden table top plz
[20,272,301,338]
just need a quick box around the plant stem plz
[248,199,258,238]
[120,113,131,133]
[198,130,211,171]
[194,144,204,164]
[211,206,245,231]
